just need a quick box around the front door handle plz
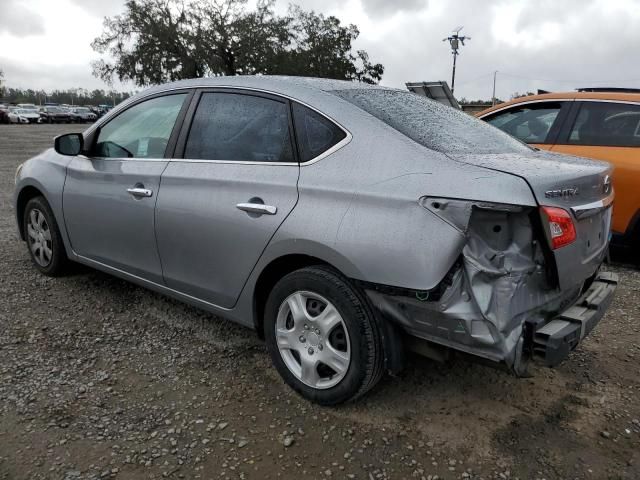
[236,203,277,215]
[127,187,153,198]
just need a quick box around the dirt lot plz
[0,124,639,480]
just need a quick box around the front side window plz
[292,103,347,162]
[94,94,187,158]
[567,101,640,147]
[485,103,562,144]
[184,92,294,162]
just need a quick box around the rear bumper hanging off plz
[530,271,618,366]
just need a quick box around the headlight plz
[15,163,24,185]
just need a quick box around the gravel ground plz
[1,124,639,480]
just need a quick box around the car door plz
[550,100,640,236]
[155,89,300,309]
[481,101,571,150]
[63,91,191,283]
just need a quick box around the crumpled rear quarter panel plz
[366,202,582,367]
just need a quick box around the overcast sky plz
[1,0,639,100]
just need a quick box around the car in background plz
[59,106,81,123]
[0,105,10,124]
[70,106,97,123]
[39,106,71,123]
[17,103,39,110]
[477,88,640,254]
[8,108,41,124]
[14,76,617,405]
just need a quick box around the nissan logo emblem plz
[603,175,612,195]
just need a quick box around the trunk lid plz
[447,151,614,290]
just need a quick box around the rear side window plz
[292,103,346,162]
[185,92,294,162]
[567,102,640,147]
[484,103,562,144]
[333,89,531,155]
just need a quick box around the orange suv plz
[477,88,640,253]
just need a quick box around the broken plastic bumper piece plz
[531,271,618,367]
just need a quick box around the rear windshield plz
[333,89,532,155]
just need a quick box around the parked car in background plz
[0,105,10,124]
[14,77,618,404]
[60,106,81,123]
[39,106,71,123]
[477,89,640,254]
[17,103,39,110]
[70,106,97,123]
[8,108,41,124]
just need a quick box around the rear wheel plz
[264,266,384,405]
[23,196,70,276]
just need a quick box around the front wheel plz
[264,266,384,405]
[23,196,70,276]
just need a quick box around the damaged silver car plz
[14,76,618,405]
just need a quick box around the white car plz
[8,108,41,124]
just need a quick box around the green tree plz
[91,0,383,86]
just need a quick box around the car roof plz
[143,75,396,93]
[477,91,640,117]
[132,76,400,112]
[100,76,404,132]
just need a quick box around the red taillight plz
[541,206,576,249]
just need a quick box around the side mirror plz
[54,133,84,156]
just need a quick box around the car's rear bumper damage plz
[529,271,618,366]
[365,198,618,373]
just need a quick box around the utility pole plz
[443,26,470,95]
[492,71,498,106]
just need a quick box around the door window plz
[292,103,346,162]
[485,102,563,144]
[184,92,294,162]
[566,102,640,147]
[94,93,187,158]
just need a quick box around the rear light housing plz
[541,206,576,249]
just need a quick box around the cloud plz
[68,0,125,18]
[0,0,45,36]
[360,0,429,18]
[348,0,640,100]
[3,0,640,101]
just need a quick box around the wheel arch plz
[251,252,406,375]
[16,185,46,240]
[252,254,331,338]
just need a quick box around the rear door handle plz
[127,187,153,198]
[236,203,277,215]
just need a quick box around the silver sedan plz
[14,76,617,404]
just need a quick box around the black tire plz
[23,196,70,276]
[264,266,384,405]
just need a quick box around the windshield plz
[333,89,532,155]
[76,107,90,113]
